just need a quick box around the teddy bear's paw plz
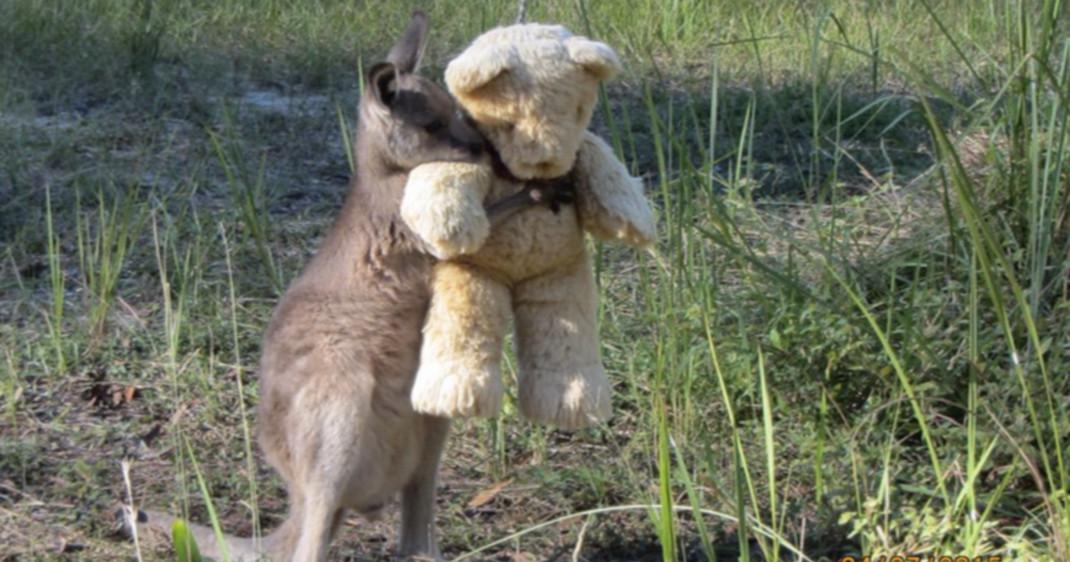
[607,203,657,248]
[402,201,490,260]
[518,365,612,430]
[422,216,490,260]
[410,360,503,418]
[574,132,658,248]
[578,172,658,248]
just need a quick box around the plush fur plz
[402,24,655,429]
[403,163,494,258]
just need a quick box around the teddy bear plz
[400,23,656,429]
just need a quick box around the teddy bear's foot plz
[517,364,612,430]
[410,360,503,419]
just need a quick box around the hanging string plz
[516,0,528,23]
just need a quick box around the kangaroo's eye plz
[424,120,445,134]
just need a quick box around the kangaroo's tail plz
[118,507,296,562]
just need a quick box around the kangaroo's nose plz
[449,115,484,154]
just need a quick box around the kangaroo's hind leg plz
[287,455,347,562]
[280,360,368,562]
[289,488,345,562]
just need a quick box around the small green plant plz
[1,349,20,422]
[172,518,203,562]
[126,0,163,86]
[76,185,149,337]
[210,126,283,295]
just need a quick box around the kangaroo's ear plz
[368,62,399,107]
[387,10,429,74]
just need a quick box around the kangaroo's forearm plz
[485,190,535,227]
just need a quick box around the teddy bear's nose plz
[536,161,557,174]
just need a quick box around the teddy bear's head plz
[444,24,621,180]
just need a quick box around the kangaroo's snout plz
[449,110,485,155]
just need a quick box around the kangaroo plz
[127,12,566,562]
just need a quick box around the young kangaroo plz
[129,12,564,562]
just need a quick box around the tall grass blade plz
[822,259,948,503]
[44,181,66,373]
[184,437,232,562]
[672,442,717,562]
[757,348,779,562]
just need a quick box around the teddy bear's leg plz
[513,252,611,430]
[410,261,510,418]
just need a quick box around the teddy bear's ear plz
[445,45,518,97]
[566,37,622,81]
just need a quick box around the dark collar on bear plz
[482,139,576,214]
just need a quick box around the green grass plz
[2,0,1069,560]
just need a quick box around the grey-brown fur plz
[127,12,559,562]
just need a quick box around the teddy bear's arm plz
[574,131,657,248]
[400,161,493,259]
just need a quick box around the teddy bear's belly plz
[460,202,586,283]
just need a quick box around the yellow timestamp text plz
[838,557,1002,562]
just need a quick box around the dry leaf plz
[467,479,511,508]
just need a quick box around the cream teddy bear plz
[401,23,655,429]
